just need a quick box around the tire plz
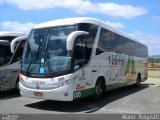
[94,78,105,100]
[135,74,141,88]
[15,80,20,93]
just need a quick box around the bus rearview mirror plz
[10,36,28,53]
[66,31,89,51]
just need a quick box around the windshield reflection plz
[22,25,77,74]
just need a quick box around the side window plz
[96,28,113,55]
[73,36,87,70]
[0,45,12,66]
[96,28,148,58]
[5,46,12,63]
[135,43,148,58]
[0,36,16,42]
[111,35,148,58]
[0,47,5,66]
[78,23,98,59]
[11,40,26,63]
[112,34,127,54]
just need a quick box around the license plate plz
[33,92,43,97]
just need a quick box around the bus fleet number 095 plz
[74,91,81,99]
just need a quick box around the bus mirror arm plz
[66,31,89,51]
[10,36,28,53]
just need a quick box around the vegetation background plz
[148,57,160,78]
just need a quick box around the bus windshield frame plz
[21,25,78,78]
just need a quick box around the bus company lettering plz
[32,80,45,85]
[108,55,124,65]
[76,84,85,90]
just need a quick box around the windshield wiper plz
[44,40,52,75]
[25,42,42,75]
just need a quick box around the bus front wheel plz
[94,78,105,100]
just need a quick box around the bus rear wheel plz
[94,78,105,100]
[134,74,141,88]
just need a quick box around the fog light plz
[64,92,69,96]
[19,73,23,81]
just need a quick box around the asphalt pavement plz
[0,78,160,114]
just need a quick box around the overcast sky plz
[0,0,160,56]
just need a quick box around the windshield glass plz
[22,25,77,75]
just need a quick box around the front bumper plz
[19,82,74,101]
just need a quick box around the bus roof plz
[33,17,147,47]
[0,31,26,37]
[34,17,100,29]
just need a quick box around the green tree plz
[151,62,154,67]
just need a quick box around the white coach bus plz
[19,17,148,101]
[0,32,27,91]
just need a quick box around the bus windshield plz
[22,25,77,75]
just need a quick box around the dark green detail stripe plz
[73,83,126,100]
[105,83,125,91]
[81,88,95,98]
[73,88,94,100]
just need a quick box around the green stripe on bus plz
[73,83,126,100]
[73,88,95,100]
[105,83,125,91]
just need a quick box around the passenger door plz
[73,36,92,99]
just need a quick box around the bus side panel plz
[0,62,20,90]
[73,66,94,100]
[8,62,20,89]
[134,57,147,82]
[91,52,146,90]
[91,52,111,85]
[124,56,147,84]
[0,68,10,91]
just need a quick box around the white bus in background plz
[0,32,27,91]
[19,17,148,101]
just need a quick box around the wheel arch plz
[95,76,106,87]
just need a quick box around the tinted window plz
[78,23,98,62]
[73,36,86,70]
[96,28,113,55]
[112,35,148,58]
[0,45,12,66]
[96,28,148,58]
[0,36,16,42]
[0,47,5,66]
[11,40,26,63]
[73,23,98,70]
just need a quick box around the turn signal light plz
[19,73,23,81]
